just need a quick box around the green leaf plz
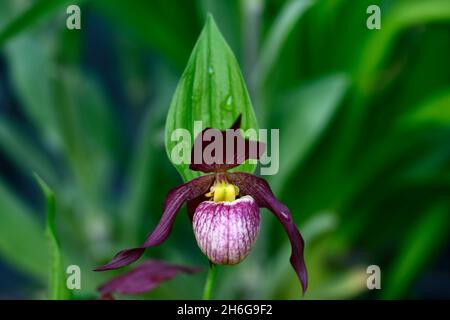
[382,203,450,299]
[93,0,199,69]
[254,0,313,89]
[262,212,338,298]
[34,174,71,300]
[332,0,450,181]
[305,268,367,300]
[165,14,259,182]
[52,68,118,199]
[0,0,85,47]
[355,0,450,94]
[270,74,349,193]
[0,179,48,280]
[5,29,63,151]
[400,90,450,128]
[0,117,58,186]
[119,64,178,245]
[119,103,167,243]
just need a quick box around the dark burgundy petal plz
[98,260,202,297]
[95,175,214,271]
[228,172,308,294]
[187,194,208,222]
[95,248,145,271]
[189,115,265,173]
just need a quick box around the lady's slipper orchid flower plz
[95,116,308,294]
[99,260,202,299]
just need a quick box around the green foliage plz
[254,0,313,90]
[401,90,450,128]
[0,179,48,280]
[269,74,349,193]
[0,0,85,46]
[34,174,71,300]
[382,203,450,299]
[0,0,449,299]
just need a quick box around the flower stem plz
[202,263,218,300]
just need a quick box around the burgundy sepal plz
[189,115,265,173]
[98,260,202,298]
[95,175,214,271]
[228,172,308,294]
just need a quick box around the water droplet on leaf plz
[222,95,233,111]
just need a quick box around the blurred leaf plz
[118,64,178,245]
[94,0,199,69]
[0,179,48,280]
[331,0,450,184]
[398,140,450,187]
[165,14,259,182]
[240,0,263,83]
[254,0,313,89]
[270,74,349,192]
[0,0,84,47]
[6,30,114,255]
[400,89,450,128]
[118,62,186,246]
[301,211,339,242]
[263,212,338,298]
[382,203,450,299]
[305,267,367,300]
[5,33,61,149]
[50,68,116,215]
[34,174,71,300]
[73,74,121,161]
[54,68,118,178]
[119,106,166,244]
[355,0,450,94]
[0,117,58,186]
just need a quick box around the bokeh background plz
[0,0,449,299]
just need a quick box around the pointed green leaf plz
[165,14,259,182]
[0,179,48,280]
[34,174,71,300]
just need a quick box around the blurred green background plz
[0,0,449,299]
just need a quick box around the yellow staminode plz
[205,181,239,202]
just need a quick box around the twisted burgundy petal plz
[189,115,266,173]
[228,172,308,294]
[95,175,214,271]
[98,260,202,298]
